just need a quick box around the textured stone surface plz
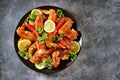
[0,0,120,80]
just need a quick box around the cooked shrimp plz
[29,42,45,63]
[29,49,45,63]
[39,9,48,21]
[37,9,47,21]
[42,9,49,14]
[30,40,54,63]
[58,17,73,34]
[61,54,69,60]
[38,48,54,58]
[52,50,61,68]
[61,50,69,60]
[35,14,44,29]
[28,41,37,52]
[29,55,41,63]
[65,29,78,40]
[42,9,58,23]
[48,9,57,22]
[30,48,54,63]
[58,17,78,40]
[16,23,37,41]
[45,39,57,48]
[59,37,72,50]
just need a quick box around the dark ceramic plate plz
[14,6,82,74]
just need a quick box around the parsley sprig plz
[69,53,77,61]
[45,56,53,69]
[57,9,64,18]
[36,27,47,43]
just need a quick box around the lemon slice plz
[71,41,80,54]
[31,9,42,16]
[18,39,31,51]
[35,60,46,70]
[44,20,55,33]
[30,9,42,21]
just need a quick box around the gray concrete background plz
[0,0,120,80]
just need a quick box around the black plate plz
[14,6,82,74]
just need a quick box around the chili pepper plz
[58,42,66,49]
[27,24,39,37]
[53,18,65,36]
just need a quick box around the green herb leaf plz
[18,51,33,60]
[26,14,37,22]
[42,32,47,37]
[24,52,32,60]
[52,34,64,42]
[57,34,64,41]
[36,27,44,34]
[26,14,30,21]
[37,37,45,43]
[44,56,53,70]
[18,51,25,57]
[37,32,47,43]
[57,9,64,18]
[69,53,77,61]
[23,55,29,60]
[52,37,57,42]
[28,52,33,57]
[29,52,33,55]
[47,64,53,70]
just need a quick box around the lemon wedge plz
[35,60,46,70]
[18,39,31,51]
[71,41,80,54]
[31,9,42,16]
